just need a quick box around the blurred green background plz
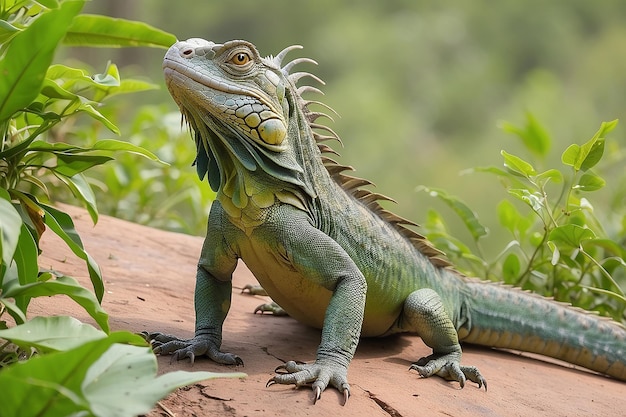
[74,0,625,257]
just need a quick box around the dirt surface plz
[34,204,622,417]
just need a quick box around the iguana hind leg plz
[402,288,487,390]
[241,285,288,316]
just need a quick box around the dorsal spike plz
[307,111,335,123]
[310,123,340,140]
[317,143,341,156]
[325,163,354,176]
[273,44,303,67]
[283,57,318,75]
[289,71,325,86]
[297,85,324,97]
[303,100,341,119]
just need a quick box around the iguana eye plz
[230,52,250,65]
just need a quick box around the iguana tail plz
[458,280,626,381]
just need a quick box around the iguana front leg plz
[145,202,242,366]
[266,223,367,404]
[402,289,486,389]
[148,266,242,365]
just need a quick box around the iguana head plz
[163,38,321,228]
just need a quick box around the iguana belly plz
[240,245,403,337]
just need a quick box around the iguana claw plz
[241,284,268,296]
[267,360,350,405]
[409,353,487,391]
[142,331,244,367]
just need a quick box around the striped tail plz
[457,280,626,381]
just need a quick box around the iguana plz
[147,38,626,404]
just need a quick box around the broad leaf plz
[13,223,39,286]
[40,204,104,302]
[3,274,109,332]
[576,170,606,192]
[83,345,245,417]
[501,150,537,178]
[0,331,146,416]
[0,316,105,352]
[56,173,99,223]
[548,224,596,249]
[561,120,616,171]
[419,186,488,241]
[93,139,162,161]
[0,331,244,417]
[0,0,85,123]
[500,112,551,157]
[64,14,177,48]
[502,253,521,284]
[0,192,22,270]
[54,153,114,176]
[536,168,563,185]
[507,188,544,212]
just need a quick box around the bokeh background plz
[73,0,625,259]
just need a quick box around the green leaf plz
[547,241,560,265]
[3,275,109,332]
[576,170,606,192]
[40,204,104,303]
[57,173,99,223]
[536,168,563,185]
[0,331,145,416]
[54,153,114,176]
[13,223,39,286]
[64,14,177,48]
[582,238,625,258]
[0,331,244,417]
[83,345,245,417]
[501,150,537,178]
[561,143,580,168]
[500,112,551,157]
[548,224,596,249]
[419,186,488,241]
[0,19,20,44]
[0,316,105,352]
[93,139,163,161]
[496,199,534,237]
[65,98,121,134]
[507,188,544,212]
[579,138,605,172]
[0,193,22,270]
[502,253,521,284]
[0,0,85,123]
[39,77,78,101]
[561,120,616,171]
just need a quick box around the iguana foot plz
[409,353,487,390]
[254,301,288,316]
[241,284,268,296]
[141,332,244,366]
[266,360,350,405]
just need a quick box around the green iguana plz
[146,38,626,404]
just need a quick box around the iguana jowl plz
[149,38,626,403]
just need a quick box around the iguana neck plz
[164,39,331,232]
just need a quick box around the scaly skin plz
[147,38,626,404]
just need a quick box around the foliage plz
[0,2,239,415]
[419,116,626,323]
[0,317,244,417]
[84,105,215,235]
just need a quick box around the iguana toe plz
[409,353,487,390]
[241,284,268,296]
[144,332,244,366]
[253,301,288,316]
[267,360,350,404]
